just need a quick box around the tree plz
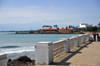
[72,26,75,29]
[69,25,72,28]
[42,25,51,33]
[98,22,100,27]
[42,25,46,28]
[87,26,98,32]
[66,26,68,29]
[53,25,59,32]
[53,25,58,28]
[37,30,40,32]
[42,25,46,33]
[50,26,52,28]
[98,22,100,30]
[42,25,52,28]
[45,25,50,27]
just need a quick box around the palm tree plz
[42,25,52,33]
[53,25,59,32]
[66,26,68,29]
[42,25,46,33]
[69,25,72,28]
[53,25,58,28]
[50,26,52,28]
[98,22,100,31]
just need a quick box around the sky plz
[0,0,100,31]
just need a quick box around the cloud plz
[0,5,99,27]
[0,7,56,18]
[0,6,67,24]
[25,5,44,8]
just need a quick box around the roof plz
[40,28,57,30]
[67,28,73,30]
[59,28,73,30]
[59,28,66,30]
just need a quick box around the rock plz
[14,56,32,62]
[8,59,12,62]
[7,56,35,66]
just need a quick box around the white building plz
[78,23,93,28]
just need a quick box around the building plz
[40,28,58,33]
[59,28,73,33]
[78,23,93,28]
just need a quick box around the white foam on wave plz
[0,46,35,54]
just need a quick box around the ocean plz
[0,32,80,60]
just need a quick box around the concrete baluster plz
[75,36,79,47]
[96,35,98,41]
[92,35,94,41]
[82,34,85,43]
[88,34,90,41]
[35,42,53,65]
[78,35,83,44]
[59,38,70,53]
[71,36,79,47]
[86,34,90,41]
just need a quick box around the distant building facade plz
[40,28,58,33]
[78,23,93,28]
[74,23,93,31]
[59,28,73,33]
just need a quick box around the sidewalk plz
[36,41,100,66]
[67,41,100,66]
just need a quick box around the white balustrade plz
[84,34,87,42]
[71,36,79,47]
[53,40,65,58]
[59,38,70,53]
[69,37,76,50]
[80,34,85,43]
[35,33,90,65]
[35,42,53,65]
[0,54,8,66]
[84,34,90,41]
[96,35,98,41]
[82,34,85,43]
[87,34,90,41]
[78,35,83,44]
[92,35,94,41]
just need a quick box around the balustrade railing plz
[53,40,65,58]
[84,34,87,42]
[35,33,90,65]
[84,34,90,42]
[69,37,75,50]
[78,35,82,44]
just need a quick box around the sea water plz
[0,32,80,60]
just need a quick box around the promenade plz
[37,41,100,66]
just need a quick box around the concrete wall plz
[0,54,8,66]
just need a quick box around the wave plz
[0,46,35,54]
[0,46,20,48]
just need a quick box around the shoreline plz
[83,32,100,34]
[15,33,85,34]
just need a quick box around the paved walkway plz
[36,41,100,66]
